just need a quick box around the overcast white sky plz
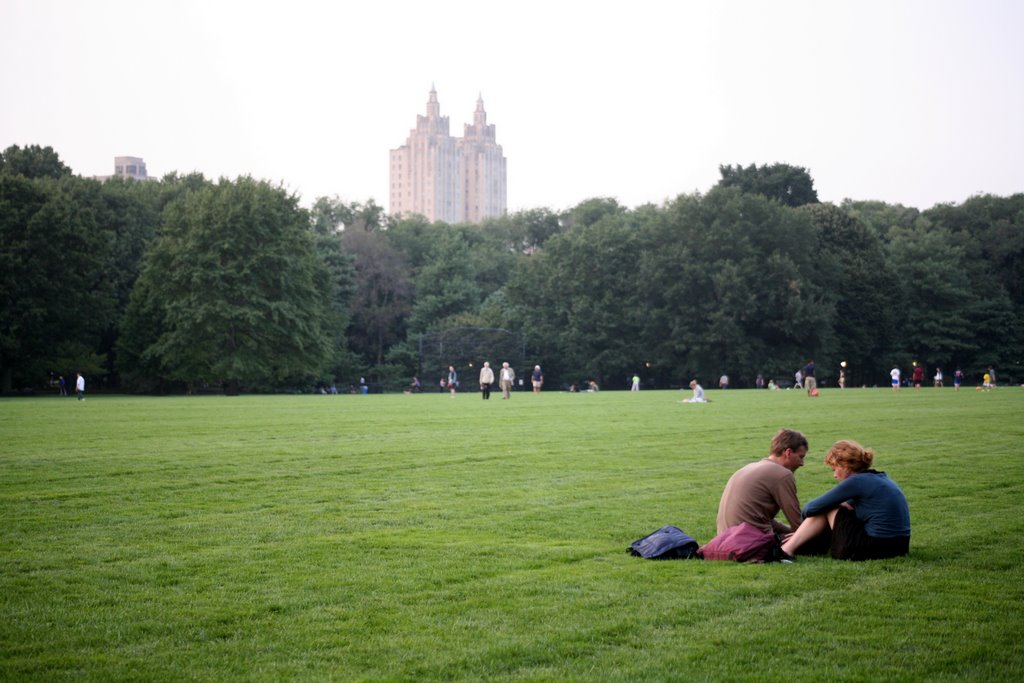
[2,0,1022,213]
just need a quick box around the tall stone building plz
[459,95,507,224]
[390,87,507,224]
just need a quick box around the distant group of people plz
[717,428,911,562]
[700,360,998,394]
[890,365,991,392]
[789,360,816,396]
[682,360,819,399]
[463,362,541,400]
[412,364,637,397]
[384,362,1000,399]
[52,373,86,400]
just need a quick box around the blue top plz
[802,470,910,538]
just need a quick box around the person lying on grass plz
[779,439,910,562]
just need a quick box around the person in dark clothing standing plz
[803,360,816,396]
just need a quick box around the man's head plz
[502,362,509,368]
[689,379,698,389]
[483,361,490,368]
[769,428,808,471]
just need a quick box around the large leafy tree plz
[563,197,626,230]
[884,222,981,372]
[926,193,1024,320]
[507,205,653,387]
[309,196,358,382]
[118,177,334,391]
[94,177,162,311]
[407,228,485,333]
[380,219,522,379]
[932,195,1024,375]
[384,215,440,273]
[506,190,837,388]
[0,174,115,392]
[841,199,920,239]
[641,187,833,386]
[717,163,819,207]
[89,177,164,385]
[0,144,72,180]
[342,229,412,368]
[481,208,564,254]
[801,203,899,384]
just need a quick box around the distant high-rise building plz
[113,156,148,180]
[94,156,152,182]
[459,95,507,224]
[390,87,506,223]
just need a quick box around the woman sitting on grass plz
[680,379,707,403]
[780,440,910,561]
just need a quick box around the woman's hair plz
[825,439,874,473]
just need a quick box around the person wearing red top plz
[912,364,925,390]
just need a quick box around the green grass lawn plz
[2,386,1023,681]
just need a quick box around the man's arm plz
[775,476,803,532]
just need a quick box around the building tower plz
[93,156,152,182]
[389,86,460,224]
[389,87,507,223]
[458,94,507,224]
[113,156,149,181]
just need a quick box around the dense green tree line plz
[1,148,1020,393]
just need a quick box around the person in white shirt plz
[681,379,707,403]
[499,362,516,400]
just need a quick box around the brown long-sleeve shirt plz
[716,458,802,535]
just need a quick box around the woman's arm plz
[802,476,866,518]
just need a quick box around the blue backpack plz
[628,525,700,560]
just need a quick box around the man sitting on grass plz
[715,428,807,535]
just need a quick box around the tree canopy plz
[2,145,1021,393]
[717,163,818,207]
[0,171,118,391]
[0,144,72,180]
[117,177,336,392]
